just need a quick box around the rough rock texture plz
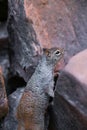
[0,22,8,42]
[8,0,42,82]
[23,0,87,62]
[0,22,9,80]
[8,0,87,82]
[2,88,24,130]
[49,49,87,130]
[0,67,8,120]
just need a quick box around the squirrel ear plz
[43,48,50,56]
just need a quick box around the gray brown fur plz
[16,47,64,130]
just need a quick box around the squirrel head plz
[43,47,64,65]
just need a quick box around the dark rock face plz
[49,50,87,130]
[7,76,26,95]
[8,0,42,82]
[0,22,8,42]
[52,73,87,130]
[0,19,9,130]
[2,88,24,130]
[0,23,9,80]
[0,0,8,21]
[0,67,8,120]
[0,22,9,120]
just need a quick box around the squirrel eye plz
[55,50,61,55]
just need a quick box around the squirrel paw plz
[45,87,54,97]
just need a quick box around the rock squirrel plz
[16,47,64,130]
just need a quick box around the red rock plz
[24,0,87,62]
[0,66,8,119]
[49,49,87,130]
[65,49,87,85]
[8,0,87,81]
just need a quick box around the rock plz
[0,67,8,120]
[49,49,87,130]
[8,0,42,82]
[0,22,8,43]
[65,49,87,84]
[2,88,24,130]
[0,48,9,83]
[8,0,87,81]
[6,76,26,95]
[0,50,9,81]
[23,0,87,62]
[0,22,9,80]
[0,0,8,21]
[7,0,87,129]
